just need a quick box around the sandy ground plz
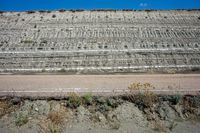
[0,74,200,97]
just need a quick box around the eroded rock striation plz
[0,10,200,74]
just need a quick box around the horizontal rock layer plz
[0,10,200,73]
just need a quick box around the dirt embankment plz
[0,93,200,133]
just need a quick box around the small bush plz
[38,10,47,13]
[82,93,93,105]
[161,95,182,105]
[27,11,35,14]
[145,9,154,12]
[69,9,84,12]
[66,93,82,108]
[186,96,200,108]
[122,9,133,11]
[15,113,28,126]
[0,100,15,118]
[48,111,64,125]
[106,98,119,108]
[48,124,60,133]
[128,82,154,90]
[91,9,117,12]
[124,91,158,110]
[94,97,122,113]
[153,120,165,132]
[52,14,56,18]
[59,9,66,12]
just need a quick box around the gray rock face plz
[0,10,200,74]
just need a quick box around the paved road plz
[0,74,200,97]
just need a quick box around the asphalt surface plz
[0,74,200,97]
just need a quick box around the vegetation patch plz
[48,111,65,125]
[0,98,21,118]
[66,93,82,108]
[161,95,182,105]
[128,82,155,90]
[0,94,200,133]
[15,113,28,126]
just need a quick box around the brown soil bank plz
[0,94,200,133]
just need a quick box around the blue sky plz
[0,0,200,11]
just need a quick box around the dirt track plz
[0,74,200,97]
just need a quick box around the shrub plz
[48,124,60,133]
[190,96,200,108]
[145,9,154,12]
[186,96,200,108]
[124,91,158,110]
[48,111,64,125]
[52,14,56,18]
[82,93,93,105]
[122,9,133,11]
[27,11,35,14]
[69,9,84,12]
[161,95,182,105]
[38,10,47,13]
[59,9,66,12]
[128,82,154,90]
[15,113,28,126]
[106,98,119,108]
[66,93,82,108]
[0,100,16,118]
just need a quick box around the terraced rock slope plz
[0,10,200,74]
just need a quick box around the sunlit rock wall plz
[0,10,200,74]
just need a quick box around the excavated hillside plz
[0,10,200,74]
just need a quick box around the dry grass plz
[66,92,82,108]
[15,113,28,127]
[128,82,154,91]
[127,82,157,109]
[40,107,67,133]
[0,100,16,118]
[153,120,165,132]
[125,89,158,110]
[39,120,61,133]
[182,97,196,114]
[142,91,158,107]
[48,111,65,125]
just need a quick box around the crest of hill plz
[0,8,200,14]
